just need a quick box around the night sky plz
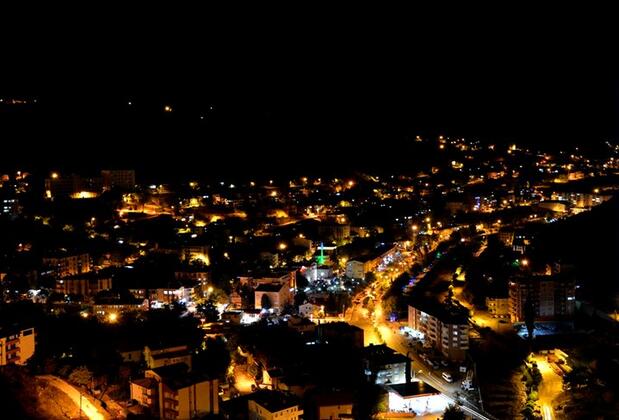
[1,15,617,179]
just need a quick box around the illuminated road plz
[344,234,498,420]
[531,355,563,420]
[39,375,107,420]
[233,366,256,394]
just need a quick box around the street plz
[530,355,563,420]
[38,375,107,420]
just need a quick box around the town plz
[1,135,618,420]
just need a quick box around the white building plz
[305,263,333,282]
[387,382,448,415]
[248,391,303,420]
[345,260,366,279]
[298,302,322,318]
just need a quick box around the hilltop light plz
[164,105,173,112]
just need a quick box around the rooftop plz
[150,363,213,391]
[255,283,286,292]
[249,390,299,413]
[389,381,440,398]
[408,298,469,325]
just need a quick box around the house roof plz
[150,363,213,391]
[131,377,158,390]
[250,390,299,413]
[389,381,440,398]
[255,283,286,292]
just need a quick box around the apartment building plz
[408,300,470,362]
[248,391,303,420]
[43,251,91,278]
[509,274,576,322]
[130,363,218,419]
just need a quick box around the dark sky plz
[1,13,617,179]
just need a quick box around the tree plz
[69,366,93,389]
[198,300,219,322]
[295,272,309,289]
[194,337,231,380]
[442,404,465,420]
[353,383,386,419]
[364,272,376,283]
[564,366,589,389]
[260,294,272,310]
[294,290,307,307]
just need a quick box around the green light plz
[316,242,326,265]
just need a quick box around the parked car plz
[442,372,453,382]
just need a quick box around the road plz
[343,248,497,419]
[531,355,563,420]
[39,375,107,420]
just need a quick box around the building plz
[130,284,198,306]
[1,196,19,217]
[387,382,448,415]
[44,173,102,199]
[298,302,322,318]
[175,269,210,297]
[130,363,219,419]
[408,300,470,362]
[497,229,514,247]
[345,260,367,280]
[318,219,351,244]
[362,344,410,385]
[144,344,192,370]
[43,251,91,278]
[255,282,292,313]
[486,295,510,318]
[180,244,210,264]
[93,293,149,316]
[101,169,136,191]
[0,326,35,366]
[509,274,576,323]
[247,390,303,420]
[512,231,533,255]
[56,272,112,299]
[312,390,354,420]
[318,322,364,349]
[305,263,334,282]
[348,244,398,276]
